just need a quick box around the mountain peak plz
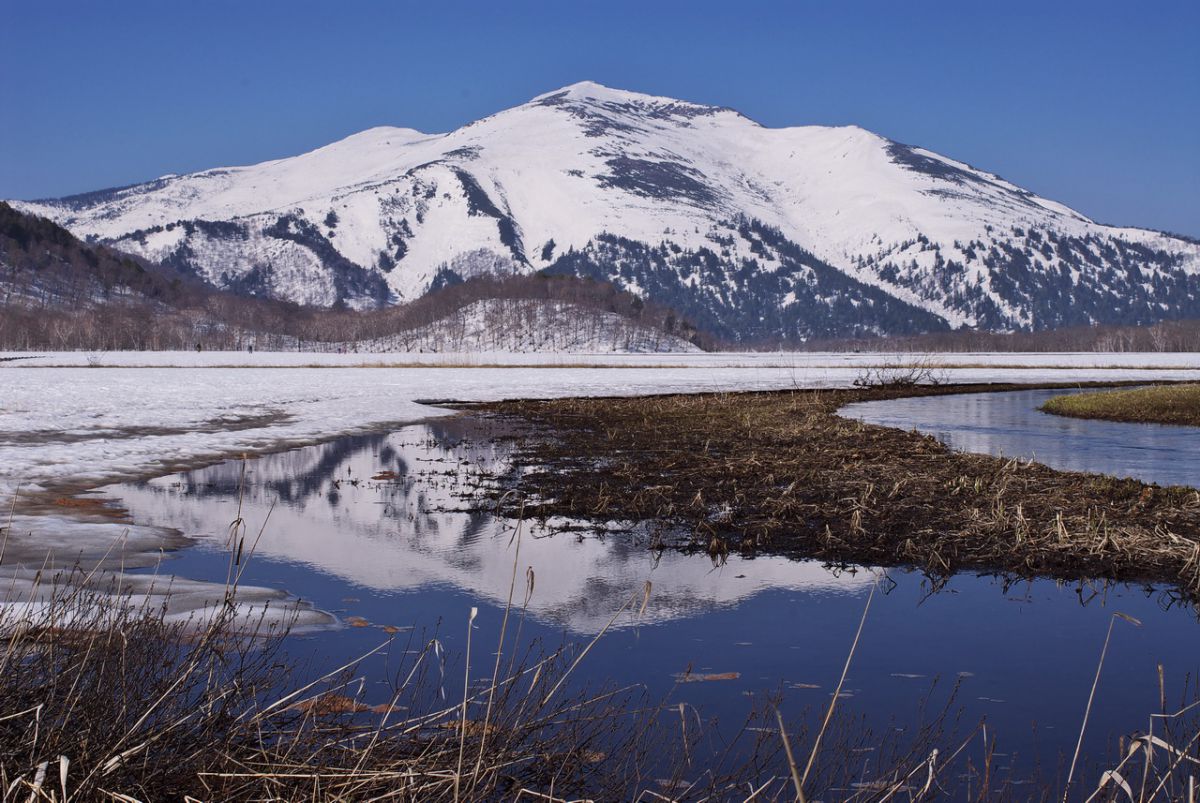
[530,81,707,109]
[532,80,641,103]
[542,79,618,98]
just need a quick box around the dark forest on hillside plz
[0,203,705,351]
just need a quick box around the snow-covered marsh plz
[5,350,1200,503]
[2,348,1199,622]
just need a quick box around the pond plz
[106,411,1200,781]
[841,386,1200,489]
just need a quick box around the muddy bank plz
[468,383,1200,597]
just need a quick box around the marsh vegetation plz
[475,385,1200,597]
[1042,384,1200,428]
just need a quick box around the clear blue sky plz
[3,0,1197,235]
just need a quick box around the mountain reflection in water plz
[113,419,872,634]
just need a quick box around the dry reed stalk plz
[452,604,478,802]
[539,581,651,707]
[775,708,803,801]
[467,498,526,800]
[797,581,876,801]
[1064,611,1141,801]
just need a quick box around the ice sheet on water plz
[0,566,333,634]
[1,514,186,568]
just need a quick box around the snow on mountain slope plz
[14,81,1200,337]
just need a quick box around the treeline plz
[335,298,693,353]
[351,272,709,347]
[0,202,708,351]
[803,318,1200,353]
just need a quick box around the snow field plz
[4,350,1199,500]
[3,349,1197,621]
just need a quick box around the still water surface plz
[843,387,1200,488]
[106,403,1200,776]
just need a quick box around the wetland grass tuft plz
[1042,384,1200,428]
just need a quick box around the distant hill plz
[0,202,702,352]
[0,199,208,307]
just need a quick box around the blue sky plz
[3,0,1197,235]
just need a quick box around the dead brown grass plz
[0,570,777,802]
[477,384,1200,596]
[47,496,128,519]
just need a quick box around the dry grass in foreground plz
[1042,384,1200,427]
[0,566,1008,802]
[476,385,1200,597]
[9,574,1200,802]
[0,571,760,801]
[6,526,1200,800]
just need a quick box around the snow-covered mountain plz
[15,81,1200,339]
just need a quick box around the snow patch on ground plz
[4,350,1199,503]
[3,350,1198,621]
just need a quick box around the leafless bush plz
[853,355,948,388]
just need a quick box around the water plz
[842,387,1200,488]
[105,413,1200,777]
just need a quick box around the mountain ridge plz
[0,200,701,352]
[13,81,1200,339]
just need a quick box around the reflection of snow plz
[113,424,873,634]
